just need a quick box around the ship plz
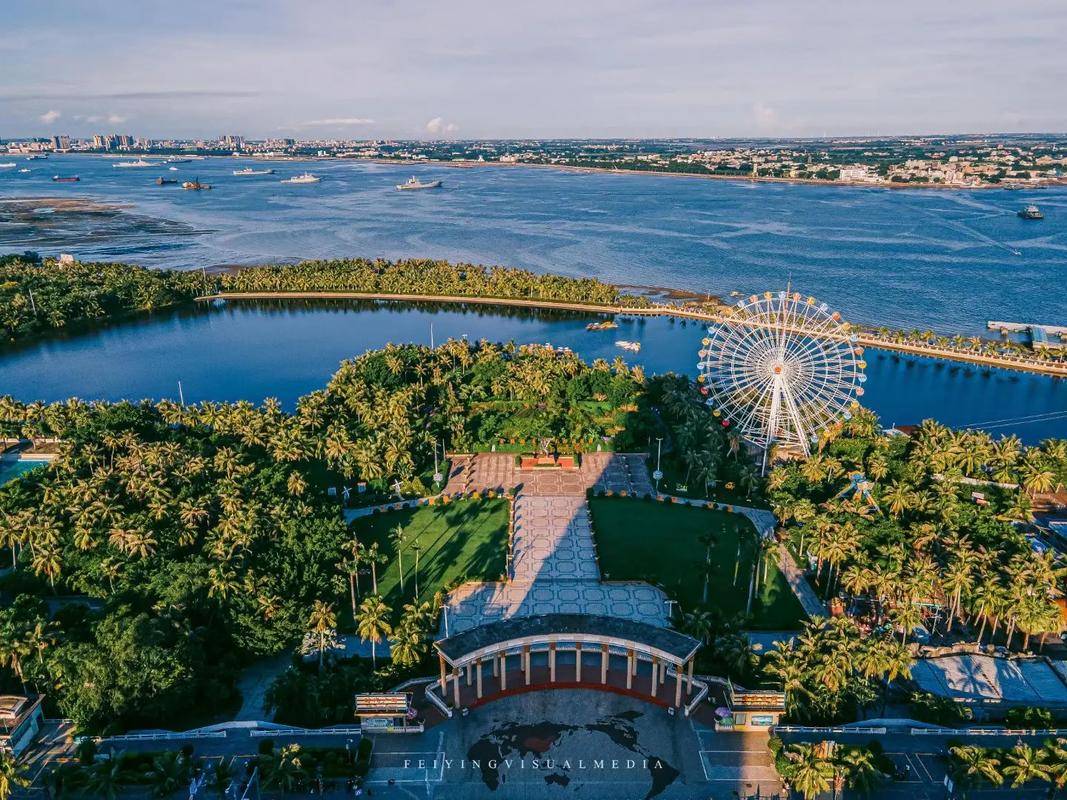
[1018,205,1044,220]
[165,158,192,164]
[395,176,442,191]
[233,167,275,176]
[114,159,153,168]
[281,172,321,184]
[27,154,47,160]
[586,320,618,331]
[52,175,79,182]
[181,178,211,190]
[18,168,31,173]
[0,163,16,169]
[156,177,178,185]
[615,340,642,352]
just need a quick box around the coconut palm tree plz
[357,595,393,668]
[391,524,406,595]
[0,748,29,800]
[1002,743,1051,788]
[307,600,337,672]
[787,743,835,800]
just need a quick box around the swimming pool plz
[0,458,48,485]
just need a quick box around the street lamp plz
[653,437,664,494]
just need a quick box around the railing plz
[100,730,228,743]
[424,685,453,719]
[249,726,362,738]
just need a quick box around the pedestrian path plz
[441,453,670,637]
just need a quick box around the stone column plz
[575,643,582,682]
[438,653,447,694]
[524,646,531,686]
[687,658,694,694]
[465,663,472,686]
[626,650,634,690]
[659,658,665,684]
[492,653,499,678]
[500,652,507,691]
[452,668,461,707]
[674,666,682,707]
[650,657,658,698]
[631,648,638,675]
[549,642,556,682]
[476,659,483,700]
[601,644,609,685]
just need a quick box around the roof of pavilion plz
[434,613,700,666]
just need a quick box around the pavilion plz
[429,613,707,715]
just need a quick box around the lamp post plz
[653,437,664,494]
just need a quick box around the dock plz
[987,321,1067,350]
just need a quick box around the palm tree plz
[1002,743,1051,788]
[307,600,337,672]
[148,751,190,799]
[264,743,306,794]
[839,746,883,798]
[0,748,29,800]
[357,595,393,668]
[950,744,1003,795]
[787,743,835,800]
[365,542,387,595]
[85,754,125,800]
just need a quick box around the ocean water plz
[1,154,1064,335]
[1,300,1063,443]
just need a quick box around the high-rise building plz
[223,134,245,150]
[51,135,71,150]
[116,134,134,148]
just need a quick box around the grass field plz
[350,498,509,614]
[589,497,804,630]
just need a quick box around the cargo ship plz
[52,175,79,182]
[395,176,442,191]
[233,167,275,176]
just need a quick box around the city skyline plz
[3,0,1067,139]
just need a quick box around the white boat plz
[165,158,192,164]
[233,167,275,176]
[113,159,153,168]
[615,340,642,352]
[281,172,321,184]
[168,166,179,171]
[396,176,442,191]
[0,163,16,169]
[18,168,30,173]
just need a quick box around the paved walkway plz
[442,454,670,636]
[776,543,827,618]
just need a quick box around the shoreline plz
[197,290,1067,379]
[46,151,1066,191]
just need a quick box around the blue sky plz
[3,0,1065,139]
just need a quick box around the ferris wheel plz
[697,290,866,461]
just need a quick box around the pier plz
[195,292,1067,378]
[988,321,1067,350]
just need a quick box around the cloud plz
[72,113,129,124]
[39,109,61,124]
[425,116,459,136]
[752,102,778,130]
[296,117,376,127]
[1,90,258,102]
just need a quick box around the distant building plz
[50,135,70,150]
[0,695,44,755]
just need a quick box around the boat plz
[168,166,179,171]
[281,172,321,184]
[233,167,275,176]
[1018,205,1044,220]
[395,176,442,191]
[181,178,211,190]
[586,320,618,331]
[52,175,79,182]
[18,168,30,173]
[0,163,16,169]
[27,154,47,160]
[615,340,642,352]
[156,177,178,185]
[114,159,153,168]
[165,158,191,164]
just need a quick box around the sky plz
[3,0,1066,140]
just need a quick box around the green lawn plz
[349,498,509,616]
[589,497,804,630]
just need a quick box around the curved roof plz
[435,613,700,667]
